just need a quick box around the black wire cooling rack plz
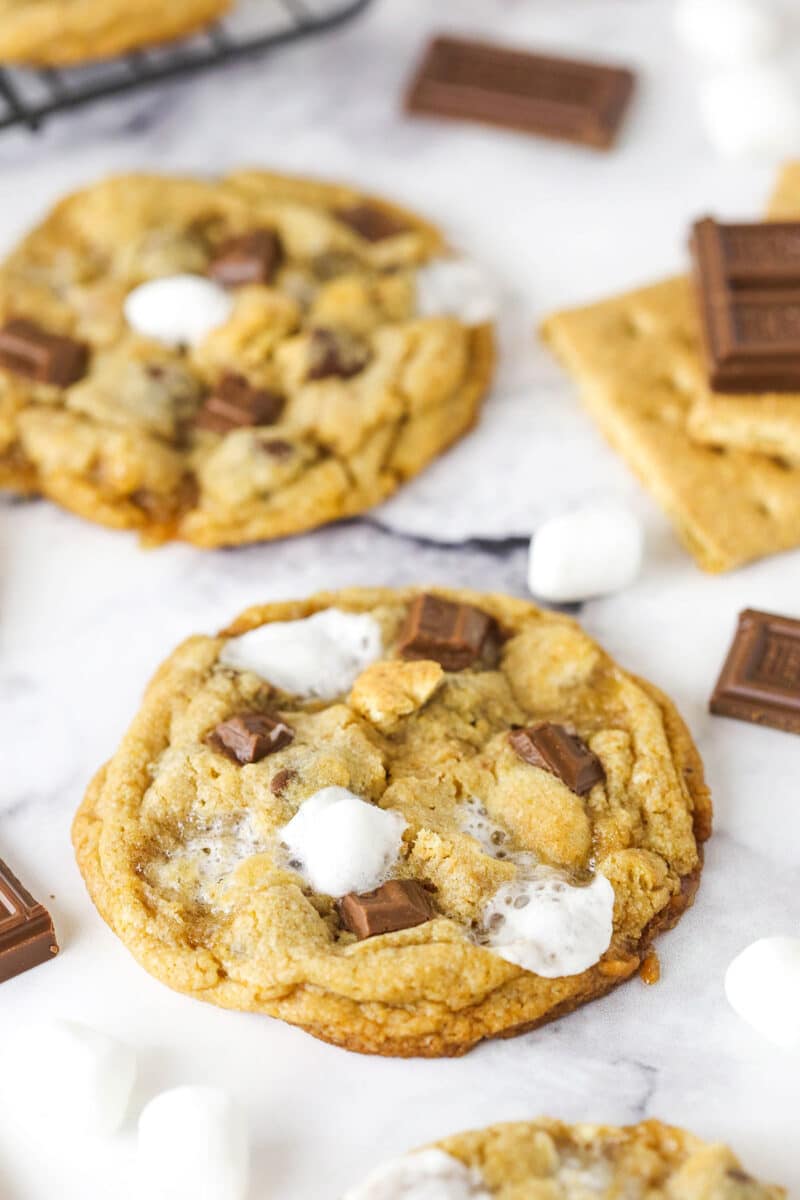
[0,0,373,133]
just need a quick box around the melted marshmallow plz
[279,786,406,897]
[725,937,800,1048]
[343,1149,490,1200]
[482,870,614,978]
[219,609,383,699]
[124,274,234,347]
[415,258,499,325]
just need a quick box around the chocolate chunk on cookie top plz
[509,723,605,795]
[710,608,800,734]
[334,204,410,242]
[207,712,294,764]
[339,880,437,940]
[306,327,371,380]
[73,587,710,1058]
[398,593,497,670]
[208,229,283,287]
[195,373,284,434]
[0,319,88,386]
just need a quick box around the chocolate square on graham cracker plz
[691,217,800,393]
[710,609,800,734]
[406,36,635,150]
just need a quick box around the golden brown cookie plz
[541,276,800,573]
[73,586,710,1058]
[0,172,494,546]
[343,1118,784,1198]
[0,0,231,65]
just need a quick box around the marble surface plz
[1,1,799,1196]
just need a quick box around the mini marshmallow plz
[344,1149,491,1200]
[527,504,643,603]
[124,274,234,347]
[725,937,800,1049]
[482,871,615,978]
[136,1086,249,1200]
[699,65,800,159]
[280,786,406,897]
[674,0,781,66]
[16,1019,136,1136]
[415,257,499,325]
[220,608,383,699]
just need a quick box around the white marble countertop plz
[1,1,799,1196]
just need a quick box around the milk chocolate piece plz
[691,218,800,392]
[209,229,283,287]
[339,879,436,940]
[270,767,297,796]
[406,36,635,150]
[0,858,59,984]
[195,373,284,433]
[710,608,800,734]
[306,327,370,380]
[0,318,88,386]
[509,723,604,795]
[398,593,497,671]
[207,712,294,764]
[334,204,409,242]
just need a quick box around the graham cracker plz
[687,161,800,466]
[541,275,800,573]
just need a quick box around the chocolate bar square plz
[710,609,800,734]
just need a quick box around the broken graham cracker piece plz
[710,608,800,734]
[541,275,800,572]
[349,659,444,732]
[509,723,605,796]
[0,857,59,984]
[397,593,499,670]
[338,879,437,940]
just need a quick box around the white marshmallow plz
[343,1149,491,1200]
[280,786,406,897]
[415,257,499,325]
[219,608,383,699]
[725,937,800,1049]
[136,1086,249,1200]
[674,0,781,67]
[527,504,643,603]
[15,1019,136,1136]
[124,274,234,347]
[482,871,615,978]
[698,65,800,159]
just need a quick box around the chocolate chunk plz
[0,318,88,386]
[195,373,284,434]
[0,857,59,985]
[334,204,409,243]
[398,593,498,671]
[339,879,436,940]
[259,438,294,461]
[710,608,800,734]
[270,767,297,796]
[207,712,294,764]
[306,327,370,381]
[406,36,635,151]
[509,723,605,795]
[691,218,800,392]
[208,229,283,287]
